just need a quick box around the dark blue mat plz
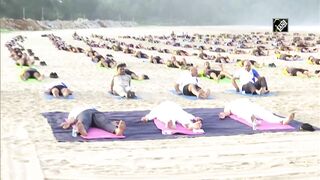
[42,108,308,142]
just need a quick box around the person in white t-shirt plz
[174,67,210,99]
[110,63,136,98]
[232,60,269,95]
[219,98,295,127]
[141,101,203,130]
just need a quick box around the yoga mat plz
[107,91,141,100]
[43,93,75,100]
[169,90,213,100]
[81,127,125,139]
[224,89,276,97]
[200,77,233,84]
[42,108,306,142]
[20,78,41,83]
[153,118,204,135]
[229,115,294,130]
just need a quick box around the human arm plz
[232,70,241,92]
[174,83,182,95]
[219,105,232,119]
[232,77,240,92]
[110,76,115,94]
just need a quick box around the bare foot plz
[251,115,257,130]
[76,121,87,136]
[60,122,70,129]
[166,120,176,129]
[141,116,148,123]
[282,113,295,125]
[193,121,202,130]
[187,121,202,130]
[115,120,126,136]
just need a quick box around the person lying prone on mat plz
[141,101,203,131]
[283,67,313,78]
[174,66,210,99]
[60,106,126,136]
[45,82,73,97]
[232,60,269,95]
[20,68,44,81]
[219,98,295,127]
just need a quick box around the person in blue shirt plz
[232,60,269,95]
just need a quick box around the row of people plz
[62,99,296,137]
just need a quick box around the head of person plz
[204,61,210,68]
[190,67,198,77]
[116,63,126,75]
[243,60,252,72]
[219,112,226,119]
[308,56,314,61]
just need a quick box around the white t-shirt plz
[67,106,95,120]
[225,98,253,116]
[113,74,131,88]
[176,72,199,92]
[233,69,257,88]
[145,101,195,125]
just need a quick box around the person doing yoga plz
[219,98,295,128]
[60,106,126,136]
[141,101,203,131]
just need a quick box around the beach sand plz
[1,26,320,179]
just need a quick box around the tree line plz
[0,0,318,25]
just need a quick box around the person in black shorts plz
[46,82,73,97]
[174,67,210,99]
[203,61,232,80]
[20,68,44,81]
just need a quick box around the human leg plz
[252,104,295,124]
[50,88,60,97]
[113,86,127,97]
[242,82,257,94]
[75,109,96,136]
[61,88,71,97]
[92,112,117,133]
[20,72,30,81]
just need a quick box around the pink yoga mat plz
[229,115,294,130]
[153,119,205,135]
[80,127,125,139]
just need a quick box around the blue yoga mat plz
[42,108,308,142]
[43,93,75,100]
[169,90,213,100]
[107,91,141,100]
[224,89,276,97]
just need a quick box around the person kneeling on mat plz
[141,101,203,131]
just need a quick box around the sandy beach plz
[1,26,320,179]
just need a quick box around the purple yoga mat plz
[229,114,294,130]
[81,127,125,139]
[153,118,205,135]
